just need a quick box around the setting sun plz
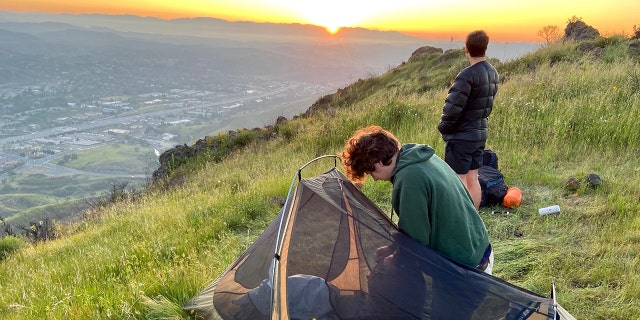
[288,1,369,34]
[1,0,639,41]
[284,1,424,35]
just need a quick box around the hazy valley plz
[0,10,539,230]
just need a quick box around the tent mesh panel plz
[184,167,573,320]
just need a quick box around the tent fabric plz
[184,163,575,320]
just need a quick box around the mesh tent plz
[184,156,575,320]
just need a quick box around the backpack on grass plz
[479,149,508,207]
[482,149,499,170]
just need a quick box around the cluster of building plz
[0,80,330,177]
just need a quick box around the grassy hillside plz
[56,143,157,174]
[1,35,640,319]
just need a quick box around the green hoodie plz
[390,143,490,267]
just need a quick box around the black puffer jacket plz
[438,60,499,141]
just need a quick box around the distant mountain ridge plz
[0,10,540,60]
[0,10,425,44]
[0,10,444,88]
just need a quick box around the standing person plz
[438,30,499,210]
[340,126,493,319]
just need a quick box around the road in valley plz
[0,83,311,180]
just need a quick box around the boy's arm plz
[438,73,472,134]
[395,176,432,247]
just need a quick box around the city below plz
[0,80,331,181]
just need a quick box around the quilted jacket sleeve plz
[438,72,472,135]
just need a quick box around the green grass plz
[0,142,156,224]
[58,143,157,174]
[0,173,145,226]
[1,36,640,319]
[0,193,61,218]
[0,236,25,261]
[0,173,109,198]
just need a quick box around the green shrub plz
[0,236,25,260]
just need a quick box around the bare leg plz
[458,169,481,210]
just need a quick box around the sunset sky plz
[1,0,637,42]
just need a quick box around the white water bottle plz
[539,205,560,215]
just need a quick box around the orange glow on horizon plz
[1,0,638,42]
[326,26,341,34]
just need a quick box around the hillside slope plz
[1,34,640,319]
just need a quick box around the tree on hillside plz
[537,25,562,44]
[567,15,583,24]
[633,24,640,39]
[18,217,55,243]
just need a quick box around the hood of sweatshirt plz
[391,143,435,183]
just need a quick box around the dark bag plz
[482,149,499,169]
[479,158,508,207]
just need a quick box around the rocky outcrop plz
[408,46,443,62]
[563,20,600,41]
[152,127,279,182]
[411,46,443,56]
[152,139,214,181]
[301,93,335,118]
